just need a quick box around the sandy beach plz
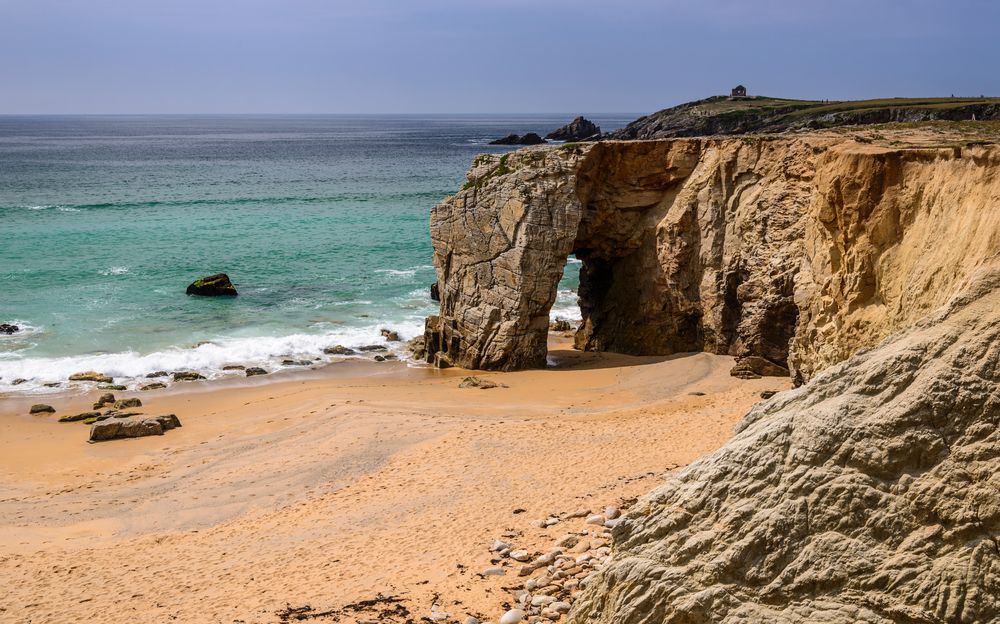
[0,337,787,623]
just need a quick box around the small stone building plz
[731,85,747,97]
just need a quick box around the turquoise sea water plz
[0,115,631,394]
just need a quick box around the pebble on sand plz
[499,608,524,624]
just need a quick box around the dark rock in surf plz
[186,273,238,296]
[245,367,268,376]
[323,345,356,356]
[490,133,546,146]
[0,323,19,335]
[146,371,169,378]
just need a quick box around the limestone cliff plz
[425,133,1000,381]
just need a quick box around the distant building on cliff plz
[731,85,747,97]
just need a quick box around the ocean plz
[0,114,632,394]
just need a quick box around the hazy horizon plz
[2,0,998,115]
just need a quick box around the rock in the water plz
[458,376,502,389]
[140,382,167,391]
[0,323,19,334]
[12,378,27,385]
[173,371,205,381]
[185,273,237,296]
[490,133,546,146]
[281,359,312,366]
[29,404,55,414]
[98,384,127,390]
[245,367,268,376]
[570,272,1000,624]
[146,370,169,378]
[545,116,601,142]
[113,398,142,409]
[380,328,400,342]
[60,411,101,423]
[89,414,181,442]
[68,371,113,383]
[357,345,387,352]
[323,345,356,355]
[221,365,245,371]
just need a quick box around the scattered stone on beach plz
[545,116,602,142]
[281,359,312,366]
[68,371,114,383]
[94,393,116,409]
[585,514,605,525]
[141,382,167,391]
[479,567,505,577]
[323,345,356,355]
[380,328,400,342]
[59,411,101,423]
[605,506,620,520]
[406,336,426,360]
[29,404,55,414]
[357,344,388,352]
[245,367,268,377]
[89,414,181,442]
[221,365,245,371]
[0,323,19,334]
[729,355,789,379]
[98,384,127,390]
[146,370,170,378]
[760,390,777,399]
[459,376,505,389]
[186,272,237,296]
[550,319,572,332]
[113,398,142,409]
[510,550,531,562]
[374,355,386,362]
[490,133,546,146]
[12,378,27,385]
[173,371,206,381]
[499,608,524,624]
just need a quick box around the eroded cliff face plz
[569,267,1000,623]
[426,135,1000,380]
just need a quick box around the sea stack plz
[186,273,238,296]
[545,116,601,142]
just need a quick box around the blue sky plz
[1,0,997,114]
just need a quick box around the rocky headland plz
[423,125,1000,622]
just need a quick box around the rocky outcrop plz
[68,371,113,383]
[546,116,601,142]
[186,273,237,296]
[424,135,1000,382]
[609,95,1000,140]
[491,133,547,146]
[569,267,1000,623]
[0,323,19,334]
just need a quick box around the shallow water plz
[0,114,631,393]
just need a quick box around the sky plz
[0,0,997,114]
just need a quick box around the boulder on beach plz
[89,414,181,442]
[141,382,167,391]
[113,398,142,409]
[145,370,169,378]
[729,355,790,378]
[459,376,505,389]
[281,359,311,366]
[98,384,126,390]
[245,367,268,376]
[545,116,602,142]
[68,371,114,383]
[173,371,206,381]
[550,319,572,332]
[357,344,387,352]
[221,365,245,371]
[185,273,238,296]
[93,393,116,409]
[29,404,55,414]
[0,323,19,335]
[489,133,546,146]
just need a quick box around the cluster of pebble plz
[432,506,625,624]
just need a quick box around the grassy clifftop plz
[610,95,1000,139]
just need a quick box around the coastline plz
[0,334,788,622]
